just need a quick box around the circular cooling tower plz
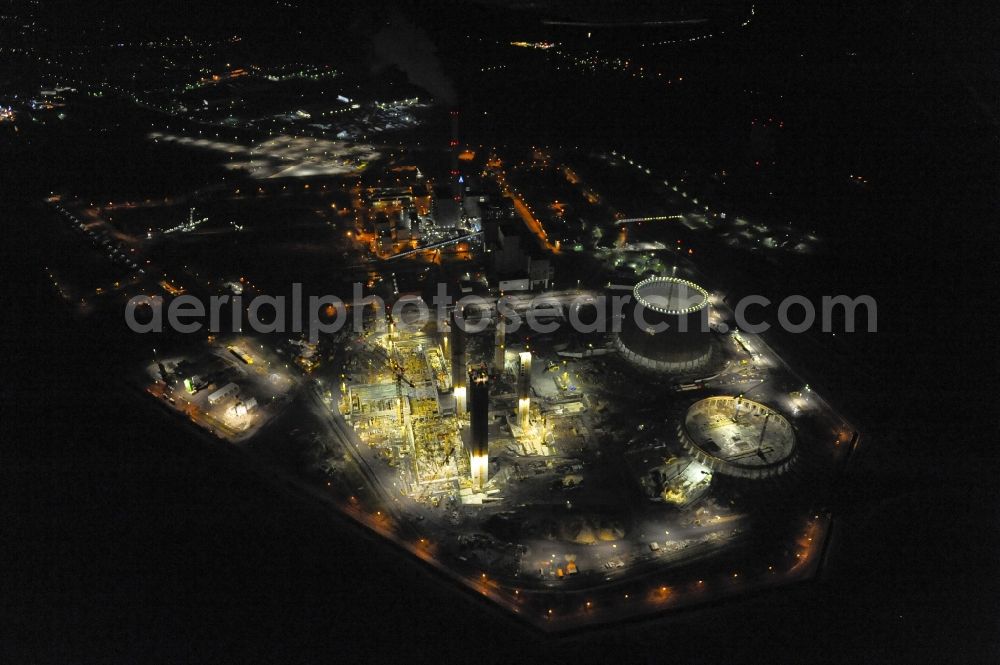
[679,396,796,479]
[616,276,713,372]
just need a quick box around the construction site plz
[337,304,565,507]
[341,326,477,504]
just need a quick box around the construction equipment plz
[365,341,415,423]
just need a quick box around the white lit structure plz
[517,351,532,428]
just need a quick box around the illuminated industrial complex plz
[16,9,860,632]
[12,0,992,659]
[82,127,861,629]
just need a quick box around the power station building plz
[616,276,713,372]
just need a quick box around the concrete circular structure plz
[615,276,713,372]
[634,276,709,315]
[679,396,796,479]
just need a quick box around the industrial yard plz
[142,337,299,442]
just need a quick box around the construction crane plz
[755,413,772,462]
[366,341,415,422]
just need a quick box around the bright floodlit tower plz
[450,309,467,416]
[467,364,491,490]
[517,351,532,428]
[493,312,506,372]
[616,276,713,372]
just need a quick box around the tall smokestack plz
[450,307,466,416]
[493,312,505,372]
[517,351,532,428]
[468,364,490,490]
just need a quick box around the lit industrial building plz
[616,276,713,372]
[207,381,239,405]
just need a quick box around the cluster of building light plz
[638,3,756,47]
[261,63,340,82]
[544,48,688,89]
[148,130,379,179]
[510,41,556,49]
[606,149,817,253]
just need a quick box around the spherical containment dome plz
[615,276,713,372]
[679,396,796,479]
